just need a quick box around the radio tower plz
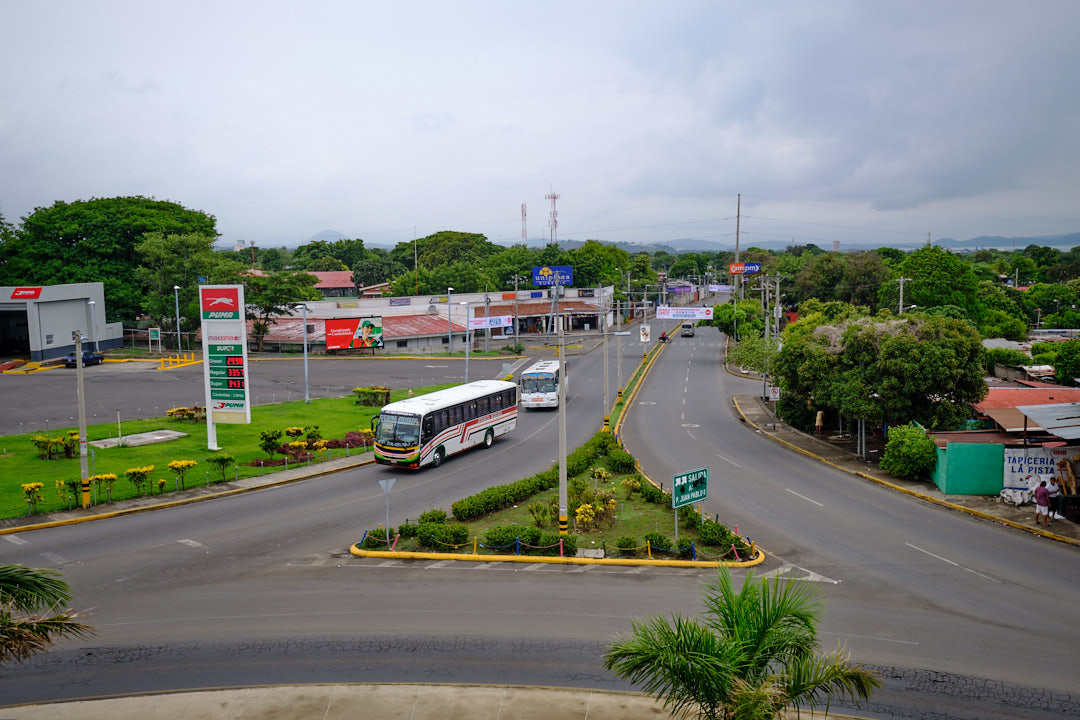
[521,202,527,241]
[546,191,560,245]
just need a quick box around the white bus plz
[372,380,518,469]
[519,360,563,409]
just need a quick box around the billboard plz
[656,306,714,320]
[199,284,250,426]
[325,317,384,350]
[469,315,513,330]
[729,262,762,275]
[532,265,573,286]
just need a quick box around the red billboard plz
[325,317,384,350]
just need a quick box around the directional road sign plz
[672,467,708,508]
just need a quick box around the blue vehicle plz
[63,351,104,367]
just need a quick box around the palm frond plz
[0,610,96,665]
[0,565,72,613]
[782,647,882,712]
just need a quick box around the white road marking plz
[760,564,840,584]
[905,542,1000,583]
[716,454,741,468]
[42,552,67,565]
[3,535,28,545]
[178,538,206,549]
[821,630,919,646]
[425,560,453,569]
[521,563,548,571]
[785,488,824,507]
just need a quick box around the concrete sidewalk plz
[0,683,866,720]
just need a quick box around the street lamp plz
[460,301,471,382]
[447,287,454,354]
[173,285,182,352]
[294,303,310,403]
[87,300,97,352]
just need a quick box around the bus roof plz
[521,360,559,376]
[378,380,517,416]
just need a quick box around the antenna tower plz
[521,203,527,241]
[546,191,560,245]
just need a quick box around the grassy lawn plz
[0,384,453,520]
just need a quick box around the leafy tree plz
[0,564,95,666]
[290,240,335,269]
[353,248,406,290]
[604,566,879,719]
[565,239,630,288]
[307,256,348,271]
[979,309,1029,341]
[243,271,321,351]
[0,197,217,324]
[878,244,981,321]
[1052,339,1080,386]
[135,232,245,343]
[260,247,285,272]
[879,424,938,480]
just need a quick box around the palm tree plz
[603,567,879,720]
[0,564,95,666]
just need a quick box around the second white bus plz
[372,380,518,469]
[519,360,563,409]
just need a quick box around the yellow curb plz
[0,457,375,535]
[350,545,765,568]
[730,397,1080,548]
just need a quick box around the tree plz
[243,271,321,351]
[880,424,938,479]
[1051,339,1080,386]
[135,232,245,339]
[0,197,217,324]
[352,248,406,290]
[604,567,879,719]
[878,245,981,321]
[0,564,95,666]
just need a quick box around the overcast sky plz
[2,1,1079,251]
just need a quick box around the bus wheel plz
[432,447,444,467]
[483,429,494,448]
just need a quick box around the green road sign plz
[672,467,708,508]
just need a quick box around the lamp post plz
[447,287,454,354]
[173,285,182,352]
[87,300,97,352]
[460,301,471,382]
[484,294,491,353]
[295,303,310,403]
[73,328,89,508]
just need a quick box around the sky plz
[2,1,1079,252]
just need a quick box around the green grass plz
[1,384,453,520]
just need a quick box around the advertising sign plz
[710,284,734,293]
[10,287,42,299]
[728,262,762,275]
[199,284,250,427]
[469,315,513,330]
[640,324,651,343]
[1003,446,1069,488]
[324,317,384,350]
[673,467,708,508]
[532,265,573,286]
[389,297,411,306]
[656,306,714,320]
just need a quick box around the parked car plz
[63,351,104,367]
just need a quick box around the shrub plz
[620,476,640,499]
[207,453,234,481]
[124,465,155,496]
[677,537,695,559]
[418,508,448,524]
[644,532,672,551]
[880,424,937,480]
[484,524,541,551]
[284,426,305,438]
[538,531,576,556]
[639,480,669,506]
[397,521,419,538]
[608,447,637,474]
[697,519,730,547]
[259,430,284,459]
[304,425,322,444]
[678,504,700,529]
[615,536,637,557]
[361,528,395,549]
[528,501,549,528]
[417,522,469,550]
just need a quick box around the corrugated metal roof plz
[982,407,1043,432]
[1015,403,1080,440]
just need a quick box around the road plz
[2,327,1078,719]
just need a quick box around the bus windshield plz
[375,412,421,448]
[522,373,556,394]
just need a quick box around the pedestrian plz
[815,410,824,435]
[1047,477,1063,520]
[1034,480,1051,527]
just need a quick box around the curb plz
[350,545,765,568]
[730,396,1080,548]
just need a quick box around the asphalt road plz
[2,329,1078,719]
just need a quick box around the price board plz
[200,286,251,427]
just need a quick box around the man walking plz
[1034,480,1051,527]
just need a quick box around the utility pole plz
[73,330,90,508]
[484,294,491,353]
[735,193,742,300]
[557,311,568,536]
[508,274,525,339]
[898,276,912,314]
[601,284,609,428]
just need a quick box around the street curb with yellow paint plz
[350,544,765,568]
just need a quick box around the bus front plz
[373,411,423,467]
[520,371,558,408]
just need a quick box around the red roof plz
[972,386,1080,412]
[310,271,355,289]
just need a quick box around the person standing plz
[1047,477,1063,520]
[1034,480,1051,527]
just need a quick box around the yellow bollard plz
[603,415,610,432]
[647,540,653,559]
[473,536,478,554]
[80,477,91,509]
